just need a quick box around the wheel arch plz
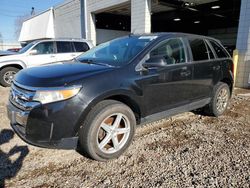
[220,77,233,96]
[0,63,24,71]
[74,91,142,137]
[104,94,141,124]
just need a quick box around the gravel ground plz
[0,86,250,188]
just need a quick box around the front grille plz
[9,83,38,111]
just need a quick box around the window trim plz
[73,42,90,53]
[188,37,212,62]
[207,39,231,59]
[204,39,216,60]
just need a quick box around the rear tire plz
[78,100,136,161]
[0,67,20,87]
[205,82,230,117]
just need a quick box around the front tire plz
[78,100,136,161]
[205,82,230,117]
[0,67,20,87]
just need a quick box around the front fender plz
[0,60,26,69]
[73,88,142,135]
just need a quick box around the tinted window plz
[150,38,186,65]
[56,42,74,53]
[32,42,54,54]
[209,40,229,58]
[73,42,89,52]
[205,41,215,59]
[189,39,209,61]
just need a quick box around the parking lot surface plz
[0,86,250,187]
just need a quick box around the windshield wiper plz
[79,59,115,67]
[90,62,115,67]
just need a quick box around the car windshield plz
[18,42,36,54]
[77,36,157,67]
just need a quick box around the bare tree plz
[14,7,36,40]
[0,32,3,50]
[14,14,30,40]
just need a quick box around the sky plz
[0,0,64,43]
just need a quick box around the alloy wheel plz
[216,87,229,113]
[3,71,16,84]
[97,113,131,154]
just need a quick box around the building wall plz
[0,43,21,51]
[208,27,238,46]
[86,0,129,45]
[87,0,129,13]
[236,0,250,88]
[54,0,82,38]
[96,29,129,44]
[131,0,151,34]
[86,0,152,44]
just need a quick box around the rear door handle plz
[180,67,191,77]
[213,65,220,71]
[180,70,191,77]
[50,55,55,58]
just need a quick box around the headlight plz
[33,86,81,104]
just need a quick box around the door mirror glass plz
[29,49,38,55]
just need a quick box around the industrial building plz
[19,0,250,88]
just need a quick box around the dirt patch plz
[0,86,250,187]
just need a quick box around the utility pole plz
[31,7,35,16]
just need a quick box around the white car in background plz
[0,39,94,87]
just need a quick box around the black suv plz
[7,33,233,161]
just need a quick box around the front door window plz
[149,38,187,65]
[32,42,54,54]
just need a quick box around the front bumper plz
[6,84,86,149]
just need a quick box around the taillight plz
[232,62,234,78]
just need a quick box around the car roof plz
[130,32,220,42]
[33,38,92,43]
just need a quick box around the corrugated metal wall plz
[54,0,82,39]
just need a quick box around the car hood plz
[0,53,24,62]
[0,50,16,56]
[14,62,114,88]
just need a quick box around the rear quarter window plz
[73,42,90,52]
[209,40,229,58]
[189,38,209,61]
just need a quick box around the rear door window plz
[73,42,89,52]
[189,38,209,61]
[56,42,74,53]
[209,40,229,58]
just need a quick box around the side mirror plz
[143,56,168,68]
[29,49,38,55]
